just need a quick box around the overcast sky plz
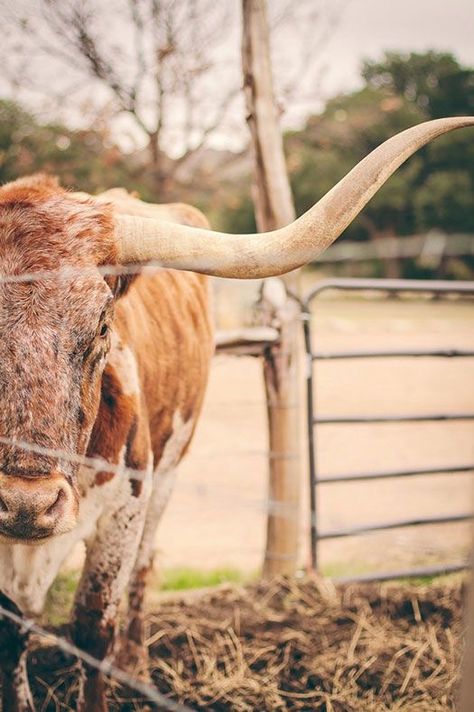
[316,0,473,97]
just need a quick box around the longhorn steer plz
[0,176,214,711]
[0,117,472,712]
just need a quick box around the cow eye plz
[99,323,109,338]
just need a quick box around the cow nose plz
[0,477,73,540]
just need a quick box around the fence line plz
[1,432,472,528]
[316,231,474,263]
[0,260,169,285]
[0,232,470,289]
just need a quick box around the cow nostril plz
[0,495,8,514]
[44,488,66,517]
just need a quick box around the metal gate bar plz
[319,512,473,540]
[318,464,474,484]
[302,277,474,580]
[334,562,467,585]
[315,412,474,423]
[314,348,474,359]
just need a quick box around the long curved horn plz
[115,117,474,278]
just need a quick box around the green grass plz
[43,569,81,626]
[321,560,368,579]
[388,571,468,588]
[160,566,247,591]
[42,566,248,624]
[321,560,468,588]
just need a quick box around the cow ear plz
[105,274,138,300]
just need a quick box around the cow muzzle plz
[0,473,78,542]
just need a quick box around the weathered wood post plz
[242,0,302,576]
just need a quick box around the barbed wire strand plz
[0,261,166,285]
[0,436,473,528]
[0,239,473,287]
[0,435,301,517]
[0,602,194,712]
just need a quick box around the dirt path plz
[157,295,474,576]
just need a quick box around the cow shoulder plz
[87,329,150,491]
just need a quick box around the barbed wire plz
[0,433,303,521]
[0,254,471,530]
[0,602,194,712]
[0,261,167,285]
[0,232,472,287]
[0,431,473,530]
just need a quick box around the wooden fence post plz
[242,0,302,576]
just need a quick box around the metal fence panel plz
[302,278,474,579]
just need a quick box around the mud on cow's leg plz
[71,606,114,712]
[70,484,150,712]
[118,562,152,681]
[0,592,34,712]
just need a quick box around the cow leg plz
[70,484,150,712]
[0,592,34,712]
[117,467,177,677]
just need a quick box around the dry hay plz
[26,575,465,711]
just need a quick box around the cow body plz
[0,176,213,711]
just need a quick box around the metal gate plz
[302,278,474,582]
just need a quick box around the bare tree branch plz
[0,0,346,192]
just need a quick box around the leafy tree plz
[284,88,427,275]
[0,99,146,195]
[291,53,474,277]
[362,51,474,118]
[0,0,339,197]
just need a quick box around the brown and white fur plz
[0,175,214,711]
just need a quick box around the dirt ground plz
[28,576,466,711]
[154,290,474,577]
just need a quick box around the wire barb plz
[0,602,195,712]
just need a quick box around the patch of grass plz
[42,570,81,626]
[321,560,368,579]
[160,566,247,592]
[392,571,468,588]
[321,560,468,589]
[42,567,248,624]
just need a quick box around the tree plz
[362,51,474,119]
[0,0,342,198]
[0,99,139,194]
[0,0,240,196]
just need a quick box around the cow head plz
[0,175,122,543]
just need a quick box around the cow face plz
[0,176,119,543]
